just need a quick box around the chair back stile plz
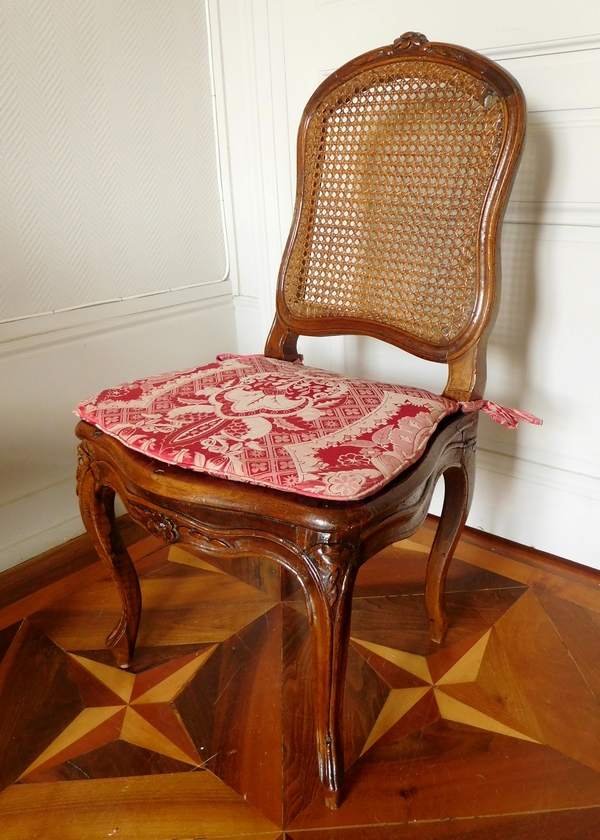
[266,34,526,401]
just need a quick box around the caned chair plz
[75,33,538,808]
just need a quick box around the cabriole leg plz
[77,447,141,668]
[301,542,358,810]
[425,450,475,644]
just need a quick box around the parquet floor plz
[1,519,600,839]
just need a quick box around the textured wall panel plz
[0,0,226,322]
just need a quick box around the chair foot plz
[77,446,142,667]
[324,786,342,810]
[107,617,136,668]
[429,614,449,645]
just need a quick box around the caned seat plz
[75,32,538,809]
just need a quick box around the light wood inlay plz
[351,637,432,684]
[434,689,540,742]
[437,629,490,684]
[132,645,217,704]
[361,688,431,755]
[168,545,226,574]
[19,707,125,777]
[120,706,200,766]
[69,655,136,702]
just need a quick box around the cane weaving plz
[283,61,505,344]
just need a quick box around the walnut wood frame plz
[266,32,526,402]
[75,33,525,810]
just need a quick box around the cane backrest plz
[268,34,525,396]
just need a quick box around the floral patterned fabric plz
[75,355,541,502]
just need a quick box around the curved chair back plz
[266,33,525,400]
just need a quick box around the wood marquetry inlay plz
[3,529,600,836]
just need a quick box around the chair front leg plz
[76,446,141,668]
[425,445,475,644]
[301,541,358,810]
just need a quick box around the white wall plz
[0,1,237,572]
[0,291,236,572]
[213,0,600,567]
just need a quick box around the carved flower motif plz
[394,32,428,51]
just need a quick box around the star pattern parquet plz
[1,520,600,838]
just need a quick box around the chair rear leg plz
[77,447,141,668]
[425,451,475,644]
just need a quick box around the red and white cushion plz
[76,355,541,502]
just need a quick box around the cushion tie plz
[458,400,543,430]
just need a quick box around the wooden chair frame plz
[76,33,525,809]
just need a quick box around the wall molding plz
[482,33,600,60]
[477,448,600,503]
[528,106,600,126]
[505,200,600,228]
[0,280,233,348]
[211,0,291,338]
[0,290,234,361]
[0,293,237,572]
[0,478,83,574]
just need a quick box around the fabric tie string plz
[458,400,543,430]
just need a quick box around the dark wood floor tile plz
[178,607,284,828]
[30,569,275,651]
[482,588,600,771]
[349,587,526,658]
[140,557,217,580]
[290,722,600,830]
[0,622,20,665]
[451,533,600,615]
[281,604,320,825]
[455,518,600,590]
[437,682,538,741]
[0,536,163,634]
[476,624,546,743]
[175,643,223,762]
[343,638,390,768]
[170,545,284,600]
[210,607,284,827]
[20,706,125,782]
[134,547,190,579]
[534,588,600,703]
[286,806,600,838]
[355,541,526,598]
[18,709,127,780]
[0,773,280,839]
[0,620,84,792]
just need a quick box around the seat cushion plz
[76,354,465,501]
